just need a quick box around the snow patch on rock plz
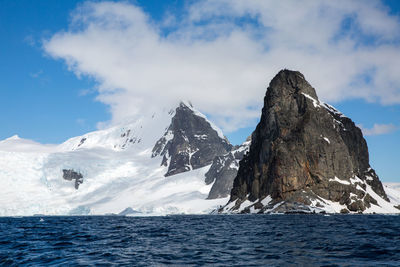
[329,176,350,185]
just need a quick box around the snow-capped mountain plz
[0,102,231,216]
[152,102,232,176]
[1,73,400,216]
[59,107,175,151]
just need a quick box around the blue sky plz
[0,1,109,141]
[1,0,400,181]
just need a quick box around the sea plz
[0,214,399,266]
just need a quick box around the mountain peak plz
[6,135,21,140]
[268,69,318,101]
[179,100,194,108]
[224,70,393,214]
[152,102,231,176]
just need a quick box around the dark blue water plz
[0,215,399,266]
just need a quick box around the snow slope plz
[0,106,227,216]
[0,135,57,153]
[59,108,174,151]
[222,182,400,214]
[383,183,400,205]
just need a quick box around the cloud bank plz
[359,123,397,136]
[44,0,400,132]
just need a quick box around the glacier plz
[0,105,229,216]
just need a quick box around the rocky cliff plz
[152,102,232,177]
[205,136,251,199]
[224,69,394,214]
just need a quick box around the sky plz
[0,0,400,181]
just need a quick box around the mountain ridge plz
[152,102,232,177]
[0,70,399,215]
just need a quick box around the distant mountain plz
[0,103,230,216]
[152,102,232,176]
[222,70,400,214]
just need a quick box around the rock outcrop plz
[205,137,251,199]
[62,169,83,189]
[225,69,390,214]
[152,102,232,177]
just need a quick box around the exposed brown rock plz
[227,69,389,213]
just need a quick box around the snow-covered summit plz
[0,135,57,153]
[6,134,21,140]
[0,102,230,216]
[59,109,175,152]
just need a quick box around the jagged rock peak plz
[205,135,251,199]
[224,69,393,214]
[152,101,232,177]
[268,69,318,100]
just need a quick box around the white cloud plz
[359,123,397,136]
[44,0,400,132]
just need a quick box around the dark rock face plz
[227,69,388,213]
[205,137,251,199]
[63,169,83,189]
[152,102,232,177]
